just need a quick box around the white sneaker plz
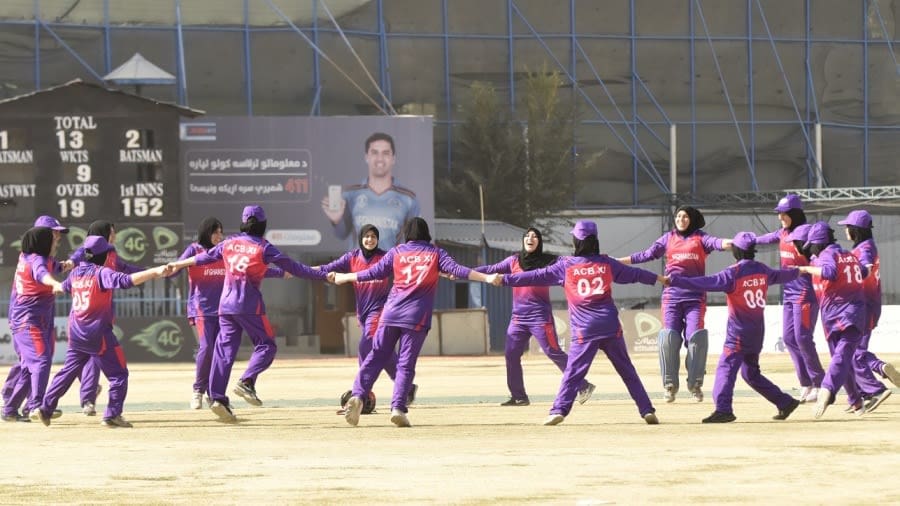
[390,409,411,428]
[190,391,203,410]
[210,401,237,423]
[690,386,704,403]
[82,402,96,416]
[344,396,363,426]
[882,364,900,387]
[813,388,832,419]
[543,414,565,426]
[576,383,596,405]
[664,385,677,403]
[798,386,813,403]
[644,412,659,425]
[804,387,819,403]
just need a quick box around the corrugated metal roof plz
[434,218,570,255]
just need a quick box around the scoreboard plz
[0,108,183,222]
[0,80,200,265]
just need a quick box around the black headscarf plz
[784,208,807,231]
[21,227,53,257]
[240,217,267,237]
[519,227,557,271]
[847,226,873,247]
[403,217,431,243]
[572,236,600,257]
[359,224,384,260]
[675,206,705,237]
[198,217,223,249]
[87,220,115,240]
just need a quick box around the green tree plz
[436,66,578,228]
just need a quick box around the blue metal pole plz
[34,0,41,89]
[689,0,696,193]
[103,0,111,74]
[805,0,812,187]
[570,0,577,205]
[630,0,638,204]
[312,0,321,115]
[243,0,252,115]
[175,0,188,105]
[747,0,755,174]
[376,0,392,109]
[442,0,452,173]
[863,0,869,185]
[507,0,515,112]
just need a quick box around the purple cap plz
[732,231,756,250]
[242,205,266,223]
[571,220,598,240]
[83,235,113,255]
[838,210,873,229]
[803,221,831,250]
[33,215,69,233]
[774,194,803,213]
[786,223,812,243]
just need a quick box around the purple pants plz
[40,333,129,419]
[209,313,276,405]
[551,335,654,418]
[77,356,102,406]
[661,296,706,339]
[712,346,794,414]
[822,327,863,408]
[358,312,397,380]
[854,329,888,397]
[505,320,588,400]
[352,324,426,413]
[782,301,824,388]
[191,315,219,394]
[2,324,54,416]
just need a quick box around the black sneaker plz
[233,380,262,406]
[773,398,801,420]
[702,411,736,423]
[407,383,419,406]
[1,412,30,423]
[500,397,530,407]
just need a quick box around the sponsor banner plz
[0,317,195,365]
[0,223,183,267]
[546,306,900,354]
[180,116,434,252]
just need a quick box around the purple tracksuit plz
[757,229,824,389]
[2,253,58,417]
[179,242,285,395]
[629,230,725,338]
[477,255,590,399]
[192,233,326,406]
[349,240,472,413]
[319,249,398,378]
[38,263,137,420]
[670,260,799,415]
[810,244,868,408]
[69,247,143,408]
[848,239,887,396]
[505,255,658,418]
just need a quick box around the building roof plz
[434,218,570,255]
[104,53,176,85]
[0,79,204,116]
